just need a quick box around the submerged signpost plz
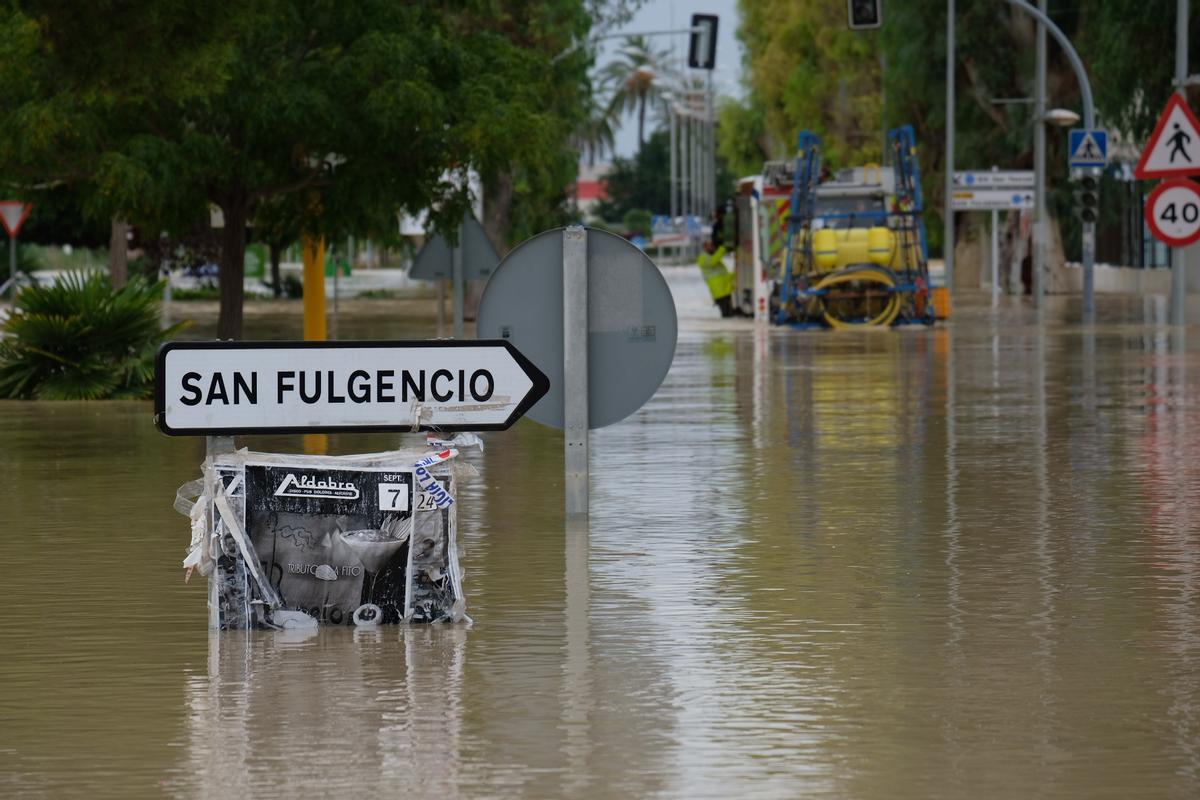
[952,170,1034,307]
[477,225,679,517]
[409,214,500,338]
[1136,95,1200,318]
[156,338,549,629]
[158,221,676,633]
[0,201,32,297]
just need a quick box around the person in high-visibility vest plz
[697,240,740,317]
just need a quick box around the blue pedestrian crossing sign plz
[1069,129,1108,168]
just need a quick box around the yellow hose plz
[812,267,901,328]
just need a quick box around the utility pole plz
[1033,0,1047,314]
[670,108,678,222]
[1172,0,1189,325]
[944,0,956,297]
[707,72,716,220]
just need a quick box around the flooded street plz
[2,273,1199,798]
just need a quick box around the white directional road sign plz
[1068,129,1108,168]
[953,171,1034,189]
[1135,95,1200,179]
[1144,178,1200,248]
[950,189,1034,211]
[155,340,550,435]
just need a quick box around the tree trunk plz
[637,95,646,150]
[482,172,514,257]
[269,242,282,298]
[217,197,248,340]
[109,219,129,289]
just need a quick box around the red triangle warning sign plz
[0,201,31,237]
[1135,95,1200,179]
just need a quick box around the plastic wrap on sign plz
[176,448,468,629]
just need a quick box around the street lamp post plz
[1005,0,1097,324]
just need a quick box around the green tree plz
[478,0,593,251]
[0,1,593,339]
[717,95,772,179]
[737,0,882,168]
[575,76,618,168]
[603,34,672,151]
[593,126,737,222]
[593,128,671,221]
[729,0,1200,259]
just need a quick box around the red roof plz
[575,180,608,201]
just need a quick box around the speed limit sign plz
[1145,178,1200,246]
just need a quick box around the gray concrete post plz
[563,225,589,518]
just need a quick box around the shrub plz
[357,289,400,300]
[0,271,187,399]
[623,208,652,239]
[281,275,303,298]
[171,285,221,301]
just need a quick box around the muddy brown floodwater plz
[2,274,1199,798]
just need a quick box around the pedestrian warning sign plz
[1068,129,1107,168]
[1135,95,1200,179]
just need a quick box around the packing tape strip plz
[413,448,458,509]
[214,485,283,609]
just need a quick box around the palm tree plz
[602,35,673,152]
[574,76,617,168]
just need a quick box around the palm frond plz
[0,271,177,400]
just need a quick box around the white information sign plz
[155,340,550,435]
[952,171,1034,189]
[950,189,1034,211]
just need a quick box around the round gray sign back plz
[476,227,677,429]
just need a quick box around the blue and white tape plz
[414,448,457,509]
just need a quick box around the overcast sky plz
[595,0,744,158]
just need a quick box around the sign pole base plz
[204,435,235,628]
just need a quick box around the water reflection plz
[176,627,467,796]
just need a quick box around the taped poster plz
[180,448,467,629]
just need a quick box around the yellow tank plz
[811,227,895,271]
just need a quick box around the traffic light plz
[1075,172,1099,224]
[688,14,718,69]
[847,0,882,30]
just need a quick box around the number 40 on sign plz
[1145,178,1200,247]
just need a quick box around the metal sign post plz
[563,226,588,517]
[1069,131,1108,324]
[1134,90,1200,326]
[410,214,499,338]
[0,201,32,297]
[991,209,1000,307]
[952,170,1038,308]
